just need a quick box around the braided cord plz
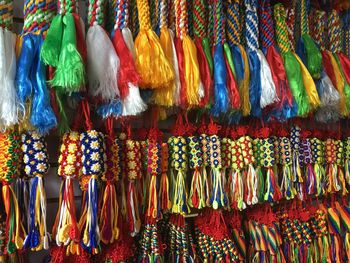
[193,0,206,38]
[130,0,139,36]
[63,0,78,14]
[258,0,275,49]
[174,0,188,38]
[213,0,224,45]
[159,0,168,29]
[0,0,13,29]
[300,0,309,35]
[286,7,296,51]
[23,0,56,34]
[208,0,214,45]
[136,0,151,30]
[150,0,159,31]
[245,0,259,50]
[274,4,291,54]
[226,0,241,46]
[310,10,326,50]
[88,0,105,26]
[328,10,342,53]
[115,0,128,29]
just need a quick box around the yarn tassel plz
[298,34,322,79]
[51,13,85,92]
[212,45,229,116]
[338,52,350,85]
[256,49,279,108]
[1,29,17,127]
[189,168,205,209]
[41,15,63,67]
[87,25,120,101]
[195,37,212,106]
[182,35,202,106]
[264,167,282,202]
[134,0,174,88]
[121,28,147,115]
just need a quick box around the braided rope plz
[245,0,259,50]
[88,0,105,26]
[23,0,56,34]
[150,0,159,30]
[136,0,151,30]
[286,7,296,51]
[62,0,78,14]
[193,0,206,38]
[274,4,291,54]
[300,0,309,35]
[213,0,224,45]
[0,0,13,29]
[159,0,167,29]
[174,0,188,38]
[328,10,342,53]
[310,10,326,50]
[259,0,275,49]
[129,0,139,36]
[115,0,128,29]
[226,0,241,46]
[208,0,214,45]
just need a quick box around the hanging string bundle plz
[278,126,296,200]
[258,0,295,120]
[159,142,171,211]
[226,0,251,117]
[290,125,305,200]
[227,128,246,210]
[193,0,212,107]
[77,102,106,254]
[173,0,202,107]
[15,0,57,133]
[309,9,340,123]
[300,130,317,196]
[21,131,50,251]
[134,0,174,88]
[170,116,190,214]
[244,0,278,118]
[53,132,81,255]
[153,0,180,107]
[99,118,120,246]
[274,3,311,117]
[0,0,18,130]
[0,131,26,258]
[236,126,257,206]
[310,131,326,197]
[112,0,147,116]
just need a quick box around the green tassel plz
[302,34,322,80]
[51,13,85,92]
[223,43,237,78]
[202,37,213,76]
[283,52,310,116]
[41,15,64,67]
[256,167,265,202]
[334,54,350,111]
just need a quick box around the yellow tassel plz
[327,50,349,116]
[293,52,321,109]
[239,45,251,116]
[153,28,176,106]
[345,233,350,259]
[183,35,201,106]
[135,0,174,88]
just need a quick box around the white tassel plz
[0,29,18,128]
[169,30,182,106]
[257,49,279,108]
[121,28,147,116]
[87,24,120,101]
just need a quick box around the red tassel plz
[338,52,350,85]
[195,37,212,106]
[174,37,187,107]
[73,14,87,64]
[322,51,337,87]
[112,30,141,99]
[224,55,240,109]
[265,45,293,109]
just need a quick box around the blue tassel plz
[30,35,57,133]
[15,34,35,105]
[24,177,40,250]
[211,45,229,117]
[96,99,122,118]
[231,45,245,83]
[247,50,262,117]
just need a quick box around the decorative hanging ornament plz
[21,131,50,251]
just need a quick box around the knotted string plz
[0,0,13,30]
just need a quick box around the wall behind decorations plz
[13,1,86,262]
